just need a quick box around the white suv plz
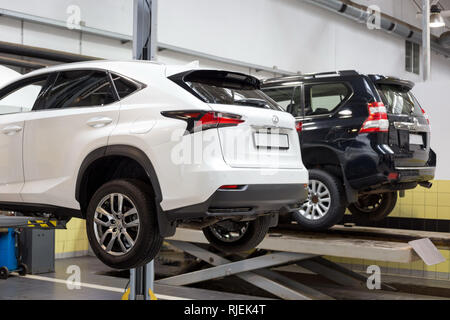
[0,61,308,269]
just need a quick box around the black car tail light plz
[359,102,389,133]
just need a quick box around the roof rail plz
[263,70,359,84]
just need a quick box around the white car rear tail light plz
[161,110,244,134]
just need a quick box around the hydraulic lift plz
[154,226,447,300]
[0,215,68,230]
[0,213,446,299]
[122,0,158,300]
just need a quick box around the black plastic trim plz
[75,145,176,237]
[169,69,261,104]
[165,184,308,222]
[75,146,107,204]
[0,202,82,219]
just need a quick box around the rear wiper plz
[234,98,269,109]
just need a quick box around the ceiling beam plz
[0,55,48,69]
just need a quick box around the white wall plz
[157,0,450,179]
[0,0,133,36]
[0,0,449,178]
[414,52,450,180]
[0,0,133,59]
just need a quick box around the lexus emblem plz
[272,115,279,125]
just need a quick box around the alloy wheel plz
[299,179,332,220]
[93,193,141,256]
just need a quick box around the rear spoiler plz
[368,74,414,91]
[169,70,260,90]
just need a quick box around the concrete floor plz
[0,257,124,300]
[1,255,450,300]
[0,256,269,300]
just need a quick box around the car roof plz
[23,60,165,78]
[262,70,360,87]
[0,60,207,90]
[261,70,414,89]
[4,60,255,90]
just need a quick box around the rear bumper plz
[349,166,435,192]
[164,183,308,221]
[395,166,436,183]
[346,143,436,191]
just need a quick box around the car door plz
[0,75,51,203]
[301,82,353,147]
[21,69,120,209]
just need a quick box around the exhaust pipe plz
[419,181,433,189]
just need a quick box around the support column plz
[127,0,157,300]
[422,0,431,81]
[133,0,158,61]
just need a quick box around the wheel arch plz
[75,145,176,237]
[302,145,358,204]
[302,145,341,170]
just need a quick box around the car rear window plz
[376,84,422,116]
[188,81,281,110]
[111,74,140,99]
[171,70,282,110]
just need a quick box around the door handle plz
[2,125,23,135]
[87,117,113,128]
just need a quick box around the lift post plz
[133,0,158,61]
[125,0,158,300]
[128,262,156,300]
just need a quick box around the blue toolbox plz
[0,228,27,279]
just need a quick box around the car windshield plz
[187,81,282,111]
[377,84,423,116]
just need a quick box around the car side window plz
[262,86,302,117]
[304,83,350,116]
[39,70,117,110]
[0,76,49,115]
[111,74,139,99]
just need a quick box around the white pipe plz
[423,0,431,81]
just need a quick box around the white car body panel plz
[0,60,308,217]
[20,104,120,208]
[210,104,303,169]
[0,115,25,202]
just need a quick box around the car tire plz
[86,179,163,270]
[202,216,272,253]
[292,169,346,230]
[348,192,398,222]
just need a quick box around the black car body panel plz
[262,71,436,201]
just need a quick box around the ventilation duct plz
[304,0,450,57]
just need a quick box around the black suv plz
[261,70,436,230]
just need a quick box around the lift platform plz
[0,215,67,230]
[150,225,448,300]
